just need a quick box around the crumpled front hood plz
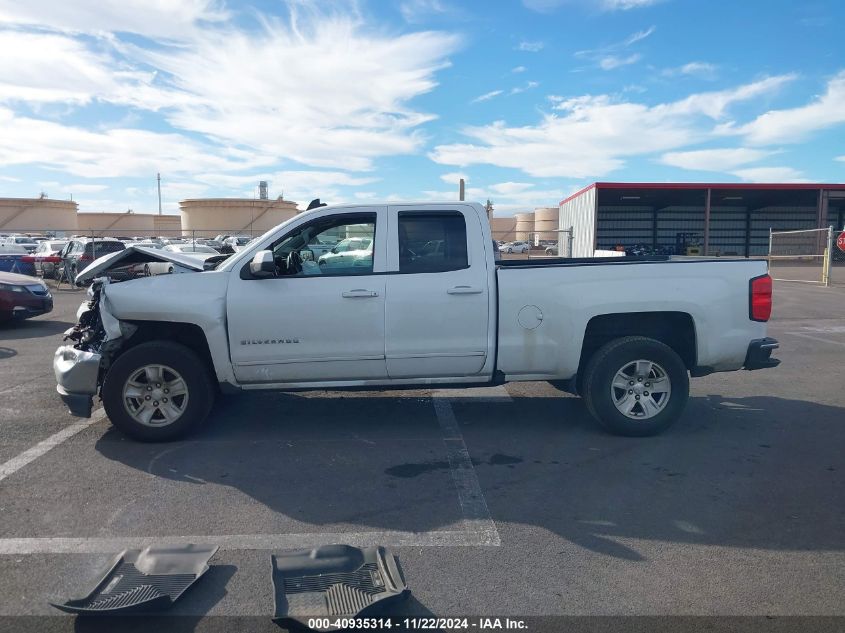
[75,245,210,283]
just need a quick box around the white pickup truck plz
[54,201,779,441]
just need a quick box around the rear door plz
[384,205,491,378]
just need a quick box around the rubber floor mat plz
[51,544,218,614]
[272,544,408,630]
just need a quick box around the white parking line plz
[0,528,499,554]
[0,408,106,484]
[784,331,845,348]
[0,393,502,553]
[432,391,502,547]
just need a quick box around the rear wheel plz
[102,341,214,441]
[582,336,689,436]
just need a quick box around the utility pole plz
[459,178,465,201]
[157,172,162,215]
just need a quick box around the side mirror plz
[249,250,276,278]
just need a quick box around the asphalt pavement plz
[0,279,842,631]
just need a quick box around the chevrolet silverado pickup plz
[53,201,779,441]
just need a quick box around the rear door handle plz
[342,289,379,298]
[447,286,483,295]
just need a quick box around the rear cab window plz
[398,212,468,273]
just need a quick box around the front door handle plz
[342,289,379,298]
[447,286,483,295]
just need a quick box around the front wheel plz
[102,341,215,441]
[582,336,689,437]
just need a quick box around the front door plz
[227,209,388,383]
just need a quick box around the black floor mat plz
[272,544,408,630]
[51,544,218,614]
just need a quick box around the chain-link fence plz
[491,228,574,259]
[768,227,836,286]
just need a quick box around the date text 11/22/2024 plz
[306,618,528,630]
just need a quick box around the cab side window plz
[398,212,468,273]
[270,213,376,277]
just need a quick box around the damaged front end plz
[54,278,136,417]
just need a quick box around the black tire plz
[582,336,689,437]
[102,341,215,441]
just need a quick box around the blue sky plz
[0,0,843,215]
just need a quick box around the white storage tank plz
[180,198,300,238]
[514,212,534,242]
[0,198,78,235]
[533,207,559,241]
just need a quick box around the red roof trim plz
[559,181,845,206]
[558,182,597,206]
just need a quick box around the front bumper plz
[743,337,780,371]
[1,291,53,320]
[54,345,101,418]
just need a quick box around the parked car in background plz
[316,236,373,270]
[503,241,529,254]
[192,238,225,251]
[223,236,254,253]
[32,240,68,278]
[0,270,52,321]
[2,235,38,254]
[60,238,126,283]
[545,243,558,256]
[143,244,221,276]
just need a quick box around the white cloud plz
[0,0,228,39]
[660,148,773,171]
[489,182,535,195]
[399,0,450,23]
[509,80,540,95]
[523,0,659,12]
[60,183,110,193]
[512,66,527,73]
[421,182,564,213]
[430,75,795,179]
[191,170,379,204]
[472,90,504,103]
[663,61,718,80]
[440,172,468,184]
[719,71,845,145]
[599,54,642,70]
[135,13,459,171]
[623,25,656,45]
[516,41,544,52]
[0,6,459,178]
[602,0,659,9]
[732,167,807,182]
[0,31,157,106]
[576,26,654,69]
[0,107,266,178]
[837,156,845,162]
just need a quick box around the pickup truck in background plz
[54,202,779,441]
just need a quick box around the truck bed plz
[497,255,764,269]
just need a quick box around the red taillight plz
[750,274,772,322]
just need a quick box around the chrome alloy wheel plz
[122,364,189,427]
[610,359,671,420]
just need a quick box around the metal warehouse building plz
[559,183,845,258]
